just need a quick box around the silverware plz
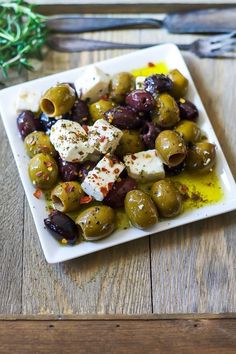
[46,8,236,34]
[47,32,236,59]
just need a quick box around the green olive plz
[175,120,201,144]
[125,190,158,229]
[51,181,84,213]
[115,130,145,157]
[169,69,188,99]
[89,99,116,122]
[151,179,182,218]
[155,130,187,167]
[110,72,135,103]
[151,93,180,128]
[40,84,76,117]
[24,131,56,158]
[28,153,58,189]
[186,141,216,173]
[75,205,115,241]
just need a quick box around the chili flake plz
[148,62,155,67]
[100,186,108,196]
[33,188,42,199]
[80,196,93,204]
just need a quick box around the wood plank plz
[151,54,236,313]
[1,318,236,354]
[0,119,25,314]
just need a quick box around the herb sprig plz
[0,0,47,77]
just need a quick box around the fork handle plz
[47,35,190,52]
[46,16,163,33]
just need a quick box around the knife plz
[46,8,236,34]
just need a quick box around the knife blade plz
[46,8,236,34]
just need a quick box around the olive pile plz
[17,68,216,245]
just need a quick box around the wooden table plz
[1,2,236,352]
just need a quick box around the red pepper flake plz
[101,167,108,172]
[99,136,106,142]
[80,195,93,204]
[131,154,137,160]
[148,62,155,67]
[45,161,53,167]
[114,168,120,174]
[108,182,113,190]
[33,188,42,199]
[35,171,43,177]
[82,124,89,133]
[109,159,114,167]
[100,186,108,196]
[101,94,109,100]
[93,174,98,179]
[65,184,75,193]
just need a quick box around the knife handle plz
[46,16,163,33]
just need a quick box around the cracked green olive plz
[51,181,84,213]
[151,93,180,128]
[110,72,135,103]
[169,69,188,99]
[151,179,182,218]
[155,130,187,167]
[175,120,201,144]
[24,131,56,158]
[125,190,158,229]
[40,84,76,117]
[75,205,115,241]
[89,99,116,122]
[28,153,58,189]
[186,141,216,173]
[115,130,145,157]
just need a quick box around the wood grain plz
[1,316,236,354]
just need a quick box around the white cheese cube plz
[88,119,123,154]
[135,76,146,90]
[16,88,41,112]
[124,149,165,182]
[50,119,94,162]
[74,66,110,103]
[81,154,125,201]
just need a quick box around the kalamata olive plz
[39,112,57,132]
[178,99,199,121]
[125,90,155,112]
[77,161,97,182]
[44,210,78,244]
[17,110,42,139]
[104,177,137,208]
[105,106,141,129]
[58,157,80,182]
[70,99,90,125]
[141,121,161,149]
[144,74,173,95]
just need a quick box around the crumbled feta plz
[50,119,94,162]
[88,119,123,154]
[74,66,110,103]
[135,76,146,90]
[124,149,165,182]
[16,87,41,112]
[81,154,125,201]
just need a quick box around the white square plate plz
[1,44,236,263]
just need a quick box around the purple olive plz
[58,157,80,182]
[70,99,90,125]
[144,74,173,95]
[77,161,97,182]
[104,177,137,208]
[178,99,199,121]
[39,112,57,132]
[141,121,161,149]
[17,110,42,139]
[126,90,155,112]
[44,210,78,244]
[105,106,141,129]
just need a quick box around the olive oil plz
[132,62,169,77]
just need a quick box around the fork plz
[47,32,236,59]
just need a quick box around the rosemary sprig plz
[0,0,47,78]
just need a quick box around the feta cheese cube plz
[16,88,41,112]
[88,119,123,154]
[124,149,165,182]
[74,66,110,103]
[50,119,94,162]
[135,76,146,90]
[81,154,125,201]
